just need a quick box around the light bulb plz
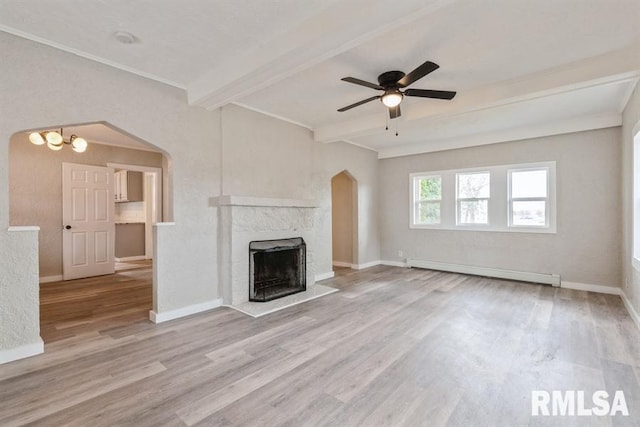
[47,141,63,151]
[45,131,63,146]
[71,137,88,153]
[29,132,45,145]
[381,91,403,108]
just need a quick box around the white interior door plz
[62,163,115,280]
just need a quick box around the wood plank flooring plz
[2,265,639,426]
[40,261,152,343]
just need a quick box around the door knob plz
[65,225,72,230]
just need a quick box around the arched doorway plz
[331,170,358,270]
[9,122,172,343]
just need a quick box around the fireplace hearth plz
[249,238,306,302]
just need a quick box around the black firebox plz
[249,238,306,302]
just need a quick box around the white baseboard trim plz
[0,338,44,365]
[354,260,382,270]
[39,275,63,284]
[621,291,640,331]
[406,259,561,286]
[115,256,146,262]
[149,299,223,324]
[332,261,353,268]
[560,281,622,295]
[315,271,335,281]
[380,260,409,268]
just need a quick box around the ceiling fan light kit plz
[29,128,88,153]
[338,60,457,120]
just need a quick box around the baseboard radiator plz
[406,259,561,287]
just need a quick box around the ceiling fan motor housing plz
[378,70,405,87]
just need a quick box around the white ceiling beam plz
[376,112,622,159]
[315,44,640,143]
[187,0,457,109]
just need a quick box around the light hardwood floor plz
[1,265,639,426]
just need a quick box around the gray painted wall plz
[622,82,640,316]
[379,127,621,287]
[9,137,163,277]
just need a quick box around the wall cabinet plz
[114,170,143,203]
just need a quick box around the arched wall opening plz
[331,170,358,269]
[8,121,174,344]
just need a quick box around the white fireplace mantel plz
[212,195,318,208]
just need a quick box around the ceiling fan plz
[337,60,456,119]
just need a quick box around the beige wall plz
[331,172,354,264]
[379,127,622,287]
[622,82,640,316]
[9,138,163,277]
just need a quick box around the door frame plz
[107,163,162,260]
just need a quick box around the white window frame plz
[456,171,491,227]
[409,161,556,233]
[507,166,551,230]
[633,128,640,271]
[412,174,442,226]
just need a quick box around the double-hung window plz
[508,167,549,228]
[412,175,442,226]
[456,172,490,225]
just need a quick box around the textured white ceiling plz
[0,0,335,86]
[1,0,639,156]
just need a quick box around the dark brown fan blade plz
[337,96,381,112]
[341,77,383,90]
[389,105,401,119]
[397,61,439,88]
[404,89,457,100]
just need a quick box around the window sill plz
[409,224,557,234]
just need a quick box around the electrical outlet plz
[398,250,403,257]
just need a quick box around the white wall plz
[0,32,221,358]
[0,32,381,361]
[312,141,380,274]
[331,172,354,265]
[379,128,622,287]
[622,82,640,317]
[219,104,380,277]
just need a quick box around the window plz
[456,172,490,225]
[409,161,555,233]
[508,168,548,228]
[413,175,441,225]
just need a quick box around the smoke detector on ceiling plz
[113,31,137,44]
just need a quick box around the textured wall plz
[331,172,354,264]
[312,141,380,273]
[0,31,381,361]
[220,105,381,277]
[379,127,621,287]
[9,137,162,277]
[0,229,39,352]
[0,31,221,357]
[622,83,640,315]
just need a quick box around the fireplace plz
[249,238,306,302]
